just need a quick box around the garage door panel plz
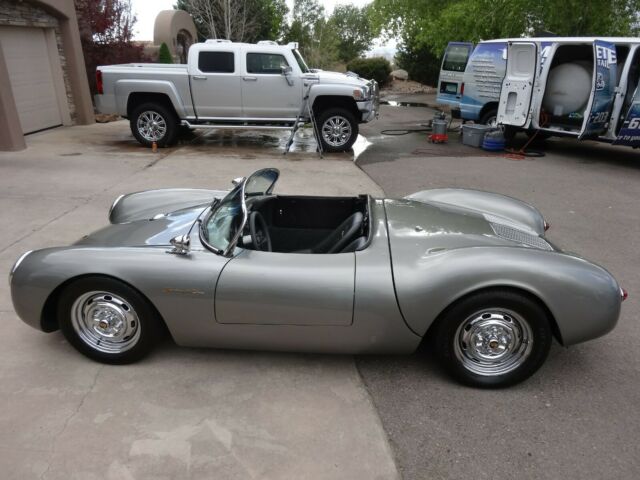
[0,26,62,134]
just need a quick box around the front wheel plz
[433,290,552,388]
[130,102,179,148]
[58,277,161,364]
[316,107,359,152]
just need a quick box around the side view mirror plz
[232,177,245,186]
[281,66,293,76]
[168,235,190,255]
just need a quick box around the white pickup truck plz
[95,40,379,152]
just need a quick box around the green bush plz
[158,42,173,64]
[346,57,392,86]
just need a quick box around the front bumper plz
[358,80,379,123]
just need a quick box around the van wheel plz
[316,108,359,152]
[130,102,179,148]
[479,108,498,127]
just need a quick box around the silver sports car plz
[9,168,626,387]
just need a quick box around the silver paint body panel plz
[10,186,621,353]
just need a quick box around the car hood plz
[76,205,204,247]
[384,199,554,254]
[314,70,369,87]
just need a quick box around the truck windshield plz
[292,49,310,73]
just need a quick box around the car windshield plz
[201,168,279,255]
[292,49,310,73]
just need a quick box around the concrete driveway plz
[0,122,398,480]
[358,102,640,480]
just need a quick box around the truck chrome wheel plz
[70,291,141,354]
[321,115,352,147]
[137,111,167,142]
[453,309,533,376]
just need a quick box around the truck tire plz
[479,108,498,127]
[130,102,179,148]
[316,107,359,153]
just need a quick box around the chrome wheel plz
[70,291,141,354]
[321,115,352,147]
[453,309,533,376]
[136,111,167,142]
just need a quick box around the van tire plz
[479,108,498,127]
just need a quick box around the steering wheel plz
[249,211,272,252]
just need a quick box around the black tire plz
[130,102,179,148]
[58,276,161,364]
[479,108,498,126]
[315,107,359,152]
[432,290,552,388]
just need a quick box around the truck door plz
[579,40,618,139]
[497,42,537,127]
[189,49,243,118]
[436,42,473,108]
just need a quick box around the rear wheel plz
[433,290,552,388]
[130,102,179,148]
[316,107,359,152]
[58,277,161,364]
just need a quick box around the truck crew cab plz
[95,40,379,152]
[436,37,640,148]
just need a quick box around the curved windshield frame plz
[200,168,279,256]
[292,49,310,73]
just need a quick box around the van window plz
[443,45,471,72]
[246,53,289,74]
[199,52,235,73]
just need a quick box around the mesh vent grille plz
[490,223,553,251]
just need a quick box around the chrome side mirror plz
[168,235,190,255]
[232,177,245,186]
[282,66,294,86]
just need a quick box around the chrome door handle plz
[193,75,207,80]
[243,76,258,81]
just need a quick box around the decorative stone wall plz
[0,0,76,122]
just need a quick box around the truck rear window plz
[443,45,471,72]
[199,52,235,73]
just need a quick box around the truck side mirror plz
[282,66,294,86]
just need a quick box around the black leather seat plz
[297,212,364,254]
[340,236,367,253]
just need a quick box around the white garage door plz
[0,26,63,134]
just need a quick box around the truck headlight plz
[353,87,369,100]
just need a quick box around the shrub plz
[346,57,392,86]
[395,41,442,86]
[158,42,173,64]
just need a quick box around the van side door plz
[497,42,537,128]
[579,40,618,139]
[437,42,473,109]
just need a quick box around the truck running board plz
[180,120,302,130]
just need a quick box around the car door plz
[241,49,303,118]
[497,42,537,128]
[214,250,355,326]
[436,42,473,107]
[579,40,618,139]
[189,48,242,118]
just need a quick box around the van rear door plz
[613,85,640,146]
[579,40,618,139]
[436,42,473,109]
[497,42,537,127]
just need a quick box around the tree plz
[158,42,173,63]
[328,4,376,63]
[75,0,147,95]
[175,0,288,42]
[283,0,339,69]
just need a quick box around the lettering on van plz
[596,45,616,69]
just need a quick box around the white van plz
[436,37,640,147]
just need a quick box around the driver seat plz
[297,212,364,254]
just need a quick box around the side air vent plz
[490,222,553,251]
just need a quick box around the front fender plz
[391,246,621,345]
[407,189,546,235]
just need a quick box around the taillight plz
[96,69,103,95]
[460,82,465,96]
[621,288,628,301]
[543,220,550,231]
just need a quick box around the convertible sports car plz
[10,168,626,387]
